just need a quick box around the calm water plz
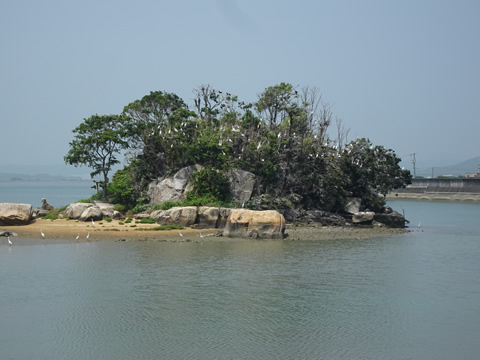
[0,181,94,208]
[1,196,480,359]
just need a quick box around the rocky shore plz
[2,217,408,245]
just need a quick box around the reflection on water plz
[1,201,480,359]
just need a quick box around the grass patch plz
[103,228,120,231]
[135,218,156,224]
[135,225,184,231]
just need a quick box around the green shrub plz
[43,214,59,221]
[136,218,156,224]
[125,218,133,223]
[160,201,182,210]
[104,217,113,222]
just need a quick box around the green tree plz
[123,91,195,178]
[64,114,129,199]
[341,138,412,209]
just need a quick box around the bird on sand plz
[179,231,183,238]
[1,230,17,245]
[75,233,80,241]
[86,232,90,241]
[91,218,95,227]
[40,230,45,239]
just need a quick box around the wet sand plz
[2,217,408,245]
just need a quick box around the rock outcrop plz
[0,203,34,225]
[223,209,286,239]
[79,206,103,222]
[148,165,202,204]
[154,206,198,227]
[65,203,93,219]
[229,169,256,205]
[352,211,375,224]
[65,201,119,221]
[147,165,256,206]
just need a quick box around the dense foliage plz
[65,84,412,211]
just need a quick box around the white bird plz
[41,230,45,239]
[417,222,421,228]
[86,232,90,240]
[75,233,80,241]
[91,219,95,227]
[199,232,204,238]
[179,231,183,238]
[8,236,12,246]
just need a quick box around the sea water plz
[0,181,95,208]
[1,191,480,359]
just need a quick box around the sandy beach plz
[2,217,408,245]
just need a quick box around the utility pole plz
[410,153,416,178]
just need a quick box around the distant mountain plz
[415,156,480,177]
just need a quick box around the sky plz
[1,0,479,176]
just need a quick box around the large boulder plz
[79,206,103,222]
[374,209,407,228]
[65,203,93,219]
[344,198,361,214]
[0,203,34,225]
[196,206,220,229]
[94,202,115,218]
[352,211,375,224]
[223,209,286,239]
[148,165,203,204]
[154,206,198,227]
[229,170,256,205]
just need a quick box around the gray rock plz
[304,210,347,226]
[94,201,115,218]
[196,206,219,229]
[79,206,103,222]
[216,207,232,228]
[148,165,203,204]
[344,197,361,214]
[374,211,407,228]
[65,203,93,219]
[112,210,125,220]
[155,206,198,227]
[352,211,375,224]
[229,169,256,204]
[0,203,33,225]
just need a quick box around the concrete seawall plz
[388,178,480,202]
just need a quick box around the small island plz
[2,83,412,242]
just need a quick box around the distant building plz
[465,165,480,178]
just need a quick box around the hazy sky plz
[1,0,479,175]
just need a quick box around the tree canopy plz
[64,114,129,198]
[65,83,412,211]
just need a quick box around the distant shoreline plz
[387,192,480,202]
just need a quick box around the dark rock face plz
[374,212,407,228]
